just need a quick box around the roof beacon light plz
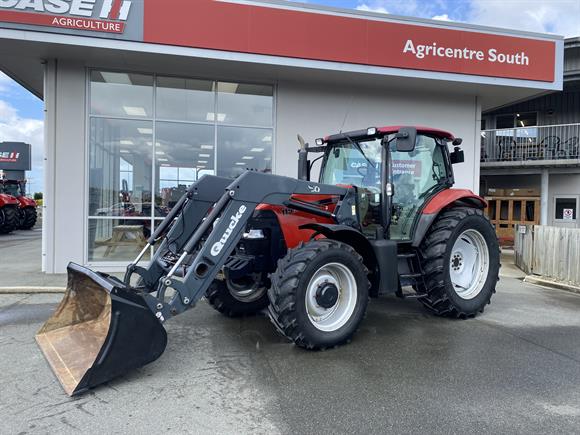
[367,127,377,136]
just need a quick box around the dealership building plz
[0,0,562,273]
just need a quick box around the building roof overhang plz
[0,0,565,109]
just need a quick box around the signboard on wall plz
[0,0,558,83]
[563,208,574,220]
[0,0,143,40]
[0,142,31,171]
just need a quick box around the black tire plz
[268,239,370,350]
[418,207,500,318]
[20,207,37,230]
[205,275,270,317]
[0,205,18,234]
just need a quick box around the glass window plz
[516,112,537,128]
[155,122,215,212]
[89,118,154,217]
[90,71,153,118]
[320,139,382,188]
[88,218,151,262]
[496,115,515,129]
[217,126,273,178]
[555,197,577,220]
[319,139,383,236]
[88,71,274,263]
[390,135,448,240]
[217,82,273,126]
[156,77,214,122]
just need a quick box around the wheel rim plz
[226,273,267,303]
[449,229,490,300]
[305,262,357,332]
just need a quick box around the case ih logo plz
[0,151,20,163]
[0,0,132,34]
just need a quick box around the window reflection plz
[89,118,154,217]
[88,218,151,262]
[156,77,214,122]
[88,71,274,263]
[217,82,273,126]
[90,71,153,118]
[155,122,215,212]
[217,126,273,178]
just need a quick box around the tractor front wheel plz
[268,239,370,350]
[206,273,270,317]
[419,207,500,318]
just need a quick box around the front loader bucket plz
[36,263,167,396]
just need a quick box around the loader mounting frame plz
[126,171,357,323]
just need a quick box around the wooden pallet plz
[484,196,540,246]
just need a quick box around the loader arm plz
[142,171,356,322]
[124,174,232,289]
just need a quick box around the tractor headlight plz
[243,229,265,239]
[315,138,324,146]
[367,127,377,136]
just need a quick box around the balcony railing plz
[481,123,580,164]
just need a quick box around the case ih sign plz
[0,142,31,171]
[0,0,558,83]
[0,0,134,34]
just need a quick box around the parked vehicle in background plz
[1,179,37,230]
[0,191,19,234]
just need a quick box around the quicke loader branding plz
[210,204,247,257]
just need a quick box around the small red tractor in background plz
[0,178,37,230]
[0,190,19,234]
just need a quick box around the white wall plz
[548,173,580,228]
[275,80,480,191]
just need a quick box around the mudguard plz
[412,189,487,247]
[298,223,398,295]
[0,193,19,207]
[17,196,37,208]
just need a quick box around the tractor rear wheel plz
[205,273,269,317]
[20,206,37,230]
[268,239,369,350]
[0,205,18,234]
[418,207,500,318]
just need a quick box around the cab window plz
[390,135,449,240]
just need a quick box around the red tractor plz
[36,125,500,396]
[0,179,37,230]
[0,191,19,234]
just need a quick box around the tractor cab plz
[310,126,464,240]
[1,179,25,197]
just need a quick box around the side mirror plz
[395,127,417,152]
[450,146,465,164]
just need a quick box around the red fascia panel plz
[143,0,556,82]
[422,189,487,215]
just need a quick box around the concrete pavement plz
[0,228,67,288]
[2,276,580,434]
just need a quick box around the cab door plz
[388,135,450,240]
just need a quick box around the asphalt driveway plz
[1,276,580,434]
